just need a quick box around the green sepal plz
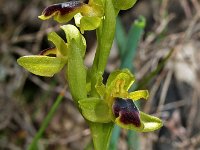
[113,0,137,10]
[82,2,104,17]
[106,69,135,92]
[17,56,67,77]
[140,111,163,132]
[38,2,86,23]
[74,13,101,33]
[67,39,87,102]
[38,10,79,23]
[80,16,101,33]
[61,25,86,58]
[48,32,69,56]
[90,0,104,6]
[79,98,112,123]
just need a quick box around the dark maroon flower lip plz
[42,1,84,17]
[112,97,141,127]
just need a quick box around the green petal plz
[140,111,163,132]
[61,25,86,58]
[80,16,101,32]
[17,56,67,77]
[106,69,135,92]
[129,90,149,101]
[38,1,86,23]
[114,0,137,10]
[48,32,68,56]
[79,98,112,123]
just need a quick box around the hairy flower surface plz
[38,0,103,33]
[79,69,163,132]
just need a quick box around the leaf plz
[79,98,112,123]
[17,56,67,77]
[115,17,127,58]
[121,16,146,69]
[139,112,163,132]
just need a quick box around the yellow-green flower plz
[79,69,163,132]
[17,25,86,77]
[38,0,103,33]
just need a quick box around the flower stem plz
[91,0,116,75]
[28,94,64,150]
[88,1,117,150]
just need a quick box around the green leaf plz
[79,98,112,123]
[115,17,127,58]
[109,125,121,150]
[114,0,137,10]
[121,16,146,69]
[17,56,67,77]
[48,32,68,56]
[140,111,163,132]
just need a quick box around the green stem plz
[91,0,116,74]
[28,94,63,150]
[88,1,117,150]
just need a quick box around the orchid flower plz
[38,0,104,33]
[79,69,163,132]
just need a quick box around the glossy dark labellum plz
[42,1,84,17]
[112,98,141,127]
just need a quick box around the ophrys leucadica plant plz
[17,0,163,150]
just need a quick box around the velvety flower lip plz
[41,1,84,17]
[112,98,141,127]
[79,69,163,132]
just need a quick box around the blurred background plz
[1,0,200,149]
